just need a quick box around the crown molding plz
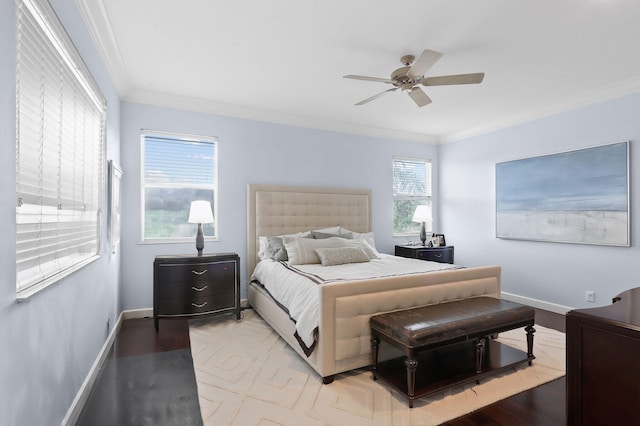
[73,0,640,146]
[123,89,441,144]
[74,0,130,96]
[442,76,640,143]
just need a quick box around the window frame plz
[15,0,106,300]
[140,130,219,243]
[392,156,433,237]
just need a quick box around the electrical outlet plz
[585,291,595,303]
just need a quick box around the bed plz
[246,184,501,384]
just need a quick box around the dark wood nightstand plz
[395,245,454,264]
[153,253,240,331]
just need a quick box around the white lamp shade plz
[412,205,432,223]
[188,200,214,224]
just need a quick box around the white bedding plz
[251,254,461,354]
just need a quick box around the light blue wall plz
[119,102,439,310]
[0,0,121,425]
[440,93,640,309]
[5,2,638,423]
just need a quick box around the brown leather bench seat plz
[370,297,536,407]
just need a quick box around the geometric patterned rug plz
[189,309,565,426]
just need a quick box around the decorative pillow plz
[315,247,370,266]
[338,230,380,258]
[266,236,288,261]
[282,236,353,265]
[258,232,311,261]
[311,231,354,239]
[313,226,342,234]
[356,238,379,259]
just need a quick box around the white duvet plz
[251,254,460,354]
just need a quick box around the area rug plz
[189,309,565,426]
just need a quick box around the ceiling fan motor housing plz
[391,66,419,89]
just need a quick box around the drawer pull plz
[191,270,207,275]
[192,285,208,292]
[192,301,208,308]
[434,254,442,258]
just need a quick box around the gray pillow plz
[311,231,353,240]
[265,236,288,261]
[314,246,370,266]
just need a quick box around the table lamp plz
[412,205,432,246]
[188,200,214,256]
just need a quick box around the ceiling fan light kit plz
[344,49,484,107]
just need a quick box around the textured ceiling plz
[77,0,640,143]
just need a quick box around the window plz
[15,0,106,299]
[393,157,432,235]
[141,131,218,241]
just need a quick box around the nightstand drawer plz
[155,279,222,299]
[416,247,454,263]
[395,245,454,264]
[157,260,236,285]
[156,293,234,316]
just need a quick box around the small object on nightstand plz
[395,245,454,264]
[153,253,240,331]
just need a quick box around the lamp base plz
[419,222,427,246]
[196,223,204,256]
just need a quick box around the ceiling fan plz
[344,49,484,107]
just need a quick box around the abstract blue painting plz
[496,141,629,246]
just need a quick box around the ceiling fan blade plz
[343,74,394,84]
[355,87,398,106]
[407,49,443,79]
[407,87,432,107]
[422,72,485,86]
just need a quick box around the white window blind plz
[15,0,106,299]
[393,157,432,235]
[141,131,218,241]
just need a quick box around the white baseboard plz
[61,310,123,425]
[501,292,573,315]
[123,308,153,320]
[61,308,153,426]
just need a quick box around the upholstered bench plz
[370,297,535,408]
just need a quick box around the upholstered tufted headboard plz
[246,184,372,278]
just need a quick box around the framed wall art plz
[496,141,629,246]
[108,160,123,254]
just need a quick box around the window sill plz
[137,238,220,245]
[16,255,100,302]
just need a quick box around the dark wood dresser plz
[153,253,240,331]
[395,245,454,264]
[566,287,640,425]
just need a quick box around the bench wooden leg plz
[322,375,335,384]
[405,357,418,408]
[526,325,536,365]
[475,338,486,374]
[371,335,380,380]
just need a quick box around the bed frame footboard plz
[248,265,501,381]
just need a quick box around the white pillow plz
[355,238,379,259]
[315,247,370,266]
[283,236,378,265]
[258,227,343,260]
[282,236,352,265]
[340,230,380,258]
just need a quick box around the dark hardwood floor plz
[78,308,566,425]
[445,308,566,426]
[76,318,202,426]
